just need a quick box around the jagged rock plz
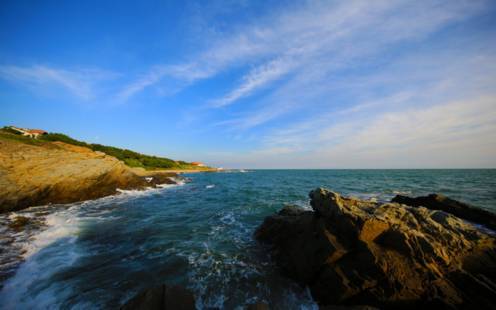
[121,284,196,310]
[255,188,496,309]
[7,216,30,231]
[391,193,496,231]
[278,204,307,216]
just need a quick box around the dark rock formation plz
[7,215,44,232]
[392,193,496,231]
[255,188,496,309]
[121,284,196,310]
[7,216,30,231]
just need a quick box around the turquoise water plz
[0,169,495,309]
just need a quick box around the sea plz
[0,169,495,309]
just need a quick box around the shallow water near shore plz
[0,169,495,309]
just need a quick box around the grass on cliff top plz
[0,130,45,145]
[0,128,202,170]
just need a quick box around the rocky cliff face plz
[255,188,496,309]
[0,137,178,212]
[391,193,496,231]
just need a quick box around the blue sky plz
[1,0,496,168]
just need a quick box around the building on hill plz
[191,162,205,167]
[7,126,48,138]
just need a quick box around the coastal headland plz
[0,128,215,213]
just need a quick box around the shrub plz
[40,133,88,147]
[0,129,43,145]
[123,158,144,168]
[2,126,22,135]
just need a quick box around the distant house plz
[7,126,48,139]
[191,161,205,167]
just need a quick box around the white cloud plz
[0,65,114,100]
[116,65,168,100]
[210,57,294,107]
[204,96,496,168]
[205,0,491,126]
[119,0,488,103]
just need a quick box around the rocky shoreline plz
[2,136,494,309]
[255,188,496,309]
[120,188,496,310]
[0,137,184,213]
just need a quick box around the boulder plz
[121,284,196,310]
[391,193,496,231]
[255,188,496,309]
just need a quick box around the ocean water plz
[0,169,495,309]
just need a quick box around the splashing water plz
[0,169,494,309]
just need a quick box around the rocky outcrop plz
[392,193,496,231]
[0,137,179,212]
[121,284,196,310]
[255,188,496,309]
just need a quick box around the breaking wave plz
[1,169,493,308]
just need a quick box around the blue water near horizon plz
[0,169,495,309]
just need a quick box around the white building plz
[7,126,48,138]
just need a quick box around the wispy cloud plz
[203,95,496,168]
[0,65,114,100]
[315,95,496,168]
[120,0,488,104]
[198,9,495,167]
[210,57,295,107]
[116,65,168,100]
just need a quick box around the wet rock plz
[8,216,30,231]
[391,193,496,231]
[278,204,307,216]
[256,188,496,309]
[7,215,43,232]
[121,284,196,310]
[146,173,179,186]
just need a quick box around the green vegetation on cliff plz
[0,129,44,145]
[0,128,202,170]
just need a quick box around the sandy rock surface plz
[0,137,176,212]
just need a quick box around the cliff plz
[0,136,178,212]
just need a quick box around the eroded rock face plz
[391,193,496,231]
[0,138,180,212]
[255,188,496,309]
